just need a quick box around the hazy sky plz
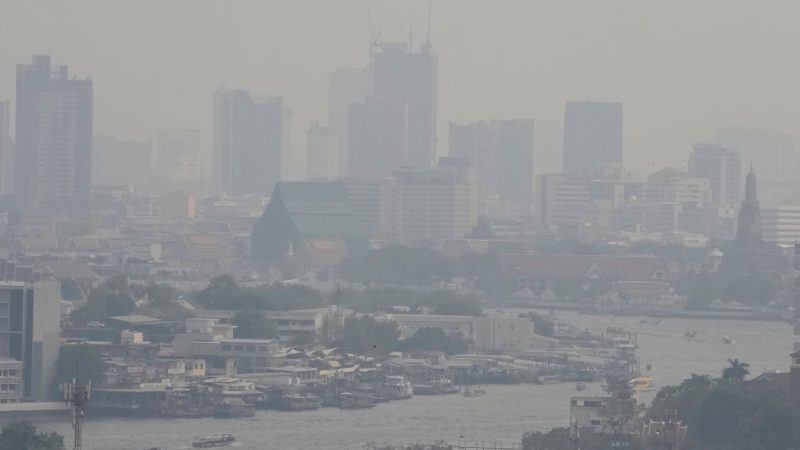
[2,1,799,178]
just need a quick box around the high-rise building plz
[449,119,535,206]
[715,128,795,187]
[328,68,368,175]
[370,41,437,169]
[537,173,591,230]
[92,135,151,188]
[644,167,712,206]
[563,101,623,175]
[688,143,740,206]
[0,100,11,194]
[213,87,284,196]
[306,122,339,180]
[347,94,407,179]
[15,55,93,212]
[383,157,478,241]
[0,264,61,401]
[762,206,800,246]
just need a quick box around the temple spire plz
[736,166,762,243]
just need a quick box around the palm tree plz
[722,358,750,382]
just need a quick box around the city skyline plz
[2,1,800,178]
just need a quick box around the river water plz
[40,312,794,450]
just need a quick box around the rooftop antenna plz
[61,378,91,450]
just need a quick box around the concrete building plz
[92,135,151,188]
[449,119,535,209]
[306,121,339,180]
[383,158,478,241]
[370,41,437,170]
[563,101,623,175]
[537,173,591,230]
[473,315,555,353]
[0,358,24,403]
[715,127,796,196]
[0,100,10,194]
[342,179,384,236]
[0,275,61,401]
[762,206,800,246]
[213,87,285,196]
[15,55,93,212]
[155,129,205,188]
[571,396,609,432]
[644,167,711,206]
[347,94,407,179]
[688,144,740,206]
[328,68,368,175]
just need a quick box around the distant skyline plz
[2,1,799,179]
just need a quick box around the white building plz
[383,159,478,241]
[762,206,800,246]
[645,167,711,206]
[537,173,591,229]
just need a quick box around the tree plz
[340,316,399,357]
[57,344,105,386]
[519,312,555,337]
[197,275,241,308]
[600,375,638,437]
[0,421,65,450]
[399,328,470,355]
[687,270,718,309]
[70,275,135,325]
[466,216,495,239]
[721,359,750,383]
[338,246,454,286]
[231,310,277,339]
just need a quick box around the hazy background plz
[2,0,798,178]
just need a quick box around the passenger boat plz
[684,331,697,338]
[383,375,414,399]
[192,434,235,448]
[722,335,735,345]
[463,386,486,397]
[339,392,375,409]
[629,376,655,392]
[273,392,321,411]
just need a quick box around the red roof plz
[498,254,673,282]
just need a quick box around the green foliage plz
[334,288,482,316]
[231,310,277,339]
[518,312,555,337]
[720,274,773,305]
[522,427,641,450]
[646,370,800,450]
[466,216,495,239]
[71,275,135,325]
[196,276,325,311]
[338,245,454,286]
[0,421,65,450]
[721,358,750,383]
[601,374,638,436]
[399,328,470,355]
[57,344,105,386]
[339,316,399,357]
[143,282,176,308]
[425,290,482,316]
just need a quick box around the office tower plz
[92,135,151,188]
[15,55,93,212]
[213,87,284,196]
[688,143,740,206]
[0,100,10,194]
[644,167,712,206]
[449,119,535,206]
[328,68,368,175]
[342,179,384,235]
[155,129,204,188]
[306,121,339,179]
[0,266,61,401]
[348,94,407,179]
[537,173,591,230]
[563,101,623,175]
[533,119,563,177]
[383,158,478,241]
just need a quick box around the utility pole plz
[61,379,91,450]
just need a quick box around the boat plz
[536,375,562,385]
[684,331,697,338]
[213,399,255,418]
[722,335,735,345]
[463,386,486,397]
[192,434,235,448]
[382,376,414,399]
[339,392,374,409]
[273,393,321,411]
[575,382,586,391]
[629,376,655,392]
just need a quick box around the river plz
[39,313,794,450]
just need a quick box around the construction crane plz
[61,379,91,450]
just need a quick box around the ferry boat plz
[629,376,655,392]
[536,375,562,385]
[192,434,235,448]
[383,375,414,399]
[722,335,735,345]
[339,392,375,409]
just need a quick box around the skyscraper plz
[15,55,93,212]
[347,94,407,179]
[0,100,10,194]
[449,119,535,206]
[563,101,623,175]
[328,68,368,175]
[306,121,338,180]
[155,129,204,188]
[688,143,740,206]
[213,87,284,196]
